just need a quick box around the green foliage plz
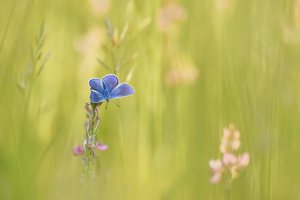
[0,0,299,199]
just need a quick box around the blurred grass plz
[0,0,300,199]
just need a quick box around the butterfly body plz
[89,74,135,104]
[102,83,111,100]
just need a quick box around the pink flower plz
[237,153,250,168]
[220,125,241,153]
[89,0,110,17]
[232,131,241,150]
[96,143,109,151]
[233,130,240,139]
[73,145,84,156]
[223,153,237,165]
[165,66,198,86]
[210,124,250,184]
[209,159,223,184]
[157,3,187,32]
[220,128,231,153]
[73,142,108,156]
[209,159,222,172]
[216,0,232,11]
[223,128,231,138]
[210,171,222,184]
[232,139,240,150]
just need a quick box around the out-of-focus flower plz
[209,124,250,184]
[165,55,199,86]
[73,142,108,156]
[237,152,250,168]
[157,2,187,32]
[74,27,104,72]
[89,0,110,17]
[223,153,237,166]
[220,125,241,153]
[215,0,232,11]
[210,159,223,172]
[73,145,84,156]
[210,169,223,184]
[96,143,109,151]
[165,67,198,86]
[209,159,223,183]
[74,27,102,55]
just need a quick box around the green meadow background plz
[1,0,300,199]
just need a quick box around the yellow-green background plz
[0,0,299,199]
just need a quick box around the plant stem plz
[82,103,101,179]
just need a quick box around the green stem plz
[224,180,232,200]
[82,103,101,180]
[225,188,230,200]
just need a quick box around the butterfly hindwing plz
[110,83,135,99]
[90,90,105,103]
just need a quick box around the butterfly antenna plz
[111,100,120,107]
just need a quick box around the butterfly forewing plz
[102,74,119,92]
[89,78,103,92]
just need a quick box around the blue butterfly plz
[89,74,135,104]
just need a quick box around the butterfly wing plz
[90,90,105,103]
[89,75,133,102]
[110,83,135,99]
[89,78,103,92]
[102,74,119,92]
